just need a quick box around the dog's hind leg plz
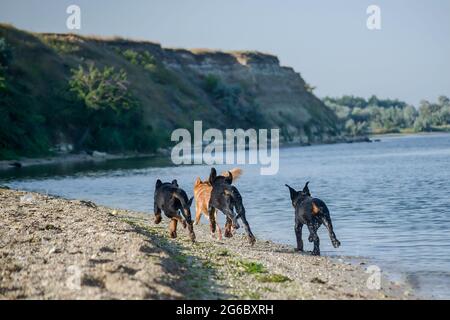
[174,214,187,229]
[208,205,217,235]
[307,224,320,256]
[294,221,304,252]
[224,217,233,238]
[178,212,196,242]
[239,213,256,246]
[321,215,340,248]
[211,209,222,240]
[154,202,162,224]
[208,208,221,240]
[216,222,223,240]
[169,219,178,238]
[194,201,202,225]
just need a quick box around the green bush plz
[122,49,156,69]
[69,64,137,111]
[67,63,157,153]
[204,74,220,93]
[119,48,182,86]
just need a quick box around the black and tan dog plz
[285,182,340,256]
[207,167,256,245]
[154,179,196,242]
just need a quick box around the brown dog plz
[193,168,242,239]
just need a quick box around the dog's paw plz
[332,239,341,248]
[154,216,162,224]
[248,235,256,246]
[170,231,177,239]
[311,250,320,256]
[182,220,187,229]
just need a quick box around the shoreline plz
[0,133,401,171]
[0,152,159,171]
[0,187,415,299]
[2,131,449,172]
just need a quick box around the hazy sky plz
[1,0,449,106]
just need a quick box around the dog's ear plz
[156,179,162,188]
[302,181,311,196]
[171,179,178,187]
[225,171,233,184]
[209,167,217,184]
[194,177,202,186]
[187,196,194,207]
[285,184,299,203]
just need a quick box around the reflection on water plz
[2,133,450,298]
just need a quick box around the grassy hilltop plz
[0,24,340,160]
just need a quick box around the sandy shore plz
[0,187,414,300]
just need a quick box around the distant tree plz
[351,107,371,122]
[403,105,418,127]
[409,97,450,131]
[413,117,431,131]
[325,102,350,120]
[368,95,379,106]
[438,95,449,107]
[345,118,368,136]
[324,94,423,135]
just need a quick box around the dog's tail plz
[221,168,243,182]
[194,177,202,187]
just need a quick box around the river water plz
[2,133,450,298]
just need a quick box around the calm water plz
[2,133,450,298]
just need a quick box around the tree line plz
[323,95,450,136]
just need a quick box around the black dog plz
[208,168,256,245]
[285,182,340,256]
[154,179,196,242]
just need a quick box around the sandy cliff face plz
[107,37,340,141]
[160,49,340,143]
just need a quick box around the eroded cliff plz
[0,24,340,158]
